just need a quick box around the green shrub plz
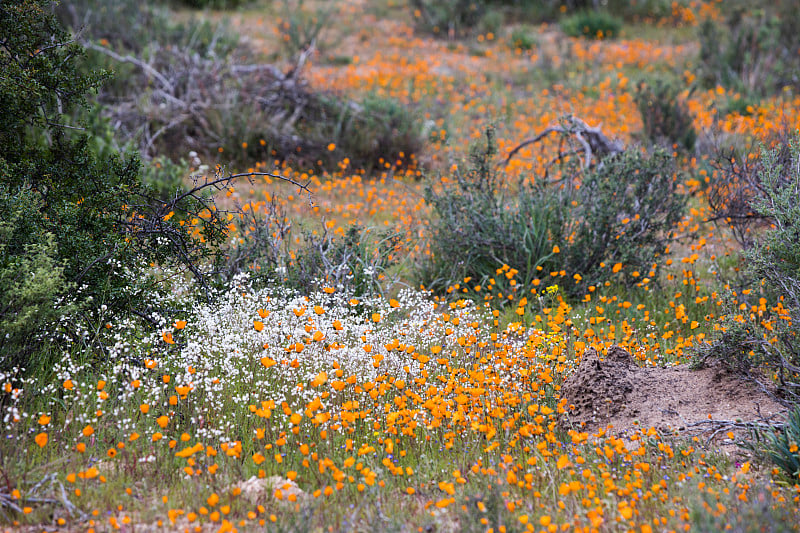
[697,137,800,401]
[0,187,72,371]
[696,0,800,97]
[509,27,538,50]
[560,10,622,40]
[421,128,566,299]
[335,95,425,174]
[634,79,697,151]
[421,128,687,302]
[563,148,687,293]
[1,0,236,370]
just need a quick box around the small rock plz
[234,476,307,505]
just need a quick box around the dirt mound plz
[560,345,786,441]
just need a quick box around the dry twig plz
[503,115,624,169]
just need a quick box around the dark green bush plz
[0,0,235,370]
[697,138,800,401]
[560,10,622,40]
[634,79,697,151]
[421,128,687,302]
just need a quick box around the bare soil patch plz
[560,345,787,446]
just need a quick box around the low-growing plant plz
[560,10,622,40]
[634,79,697,151]
[509,26,537,50]
[745,405,800,481]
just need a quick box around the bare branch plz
[504,115,624,168]
[83,40,173,91]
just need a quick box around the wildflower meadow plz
[2,0,800,531]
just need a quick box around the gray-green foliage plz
[634,79,697,151]
[748,141,800,310]
[697,138,800,401]
[421,128,687,302]
[564,148,687,292]
[420,128,566,299]
[696,0,800,97]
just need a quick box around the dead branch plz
[84,41,173,91]
[681,412,788,447]
[80,35,323,162]
[504,115,624,169]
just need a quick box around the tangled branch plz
[503,115,624,170]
